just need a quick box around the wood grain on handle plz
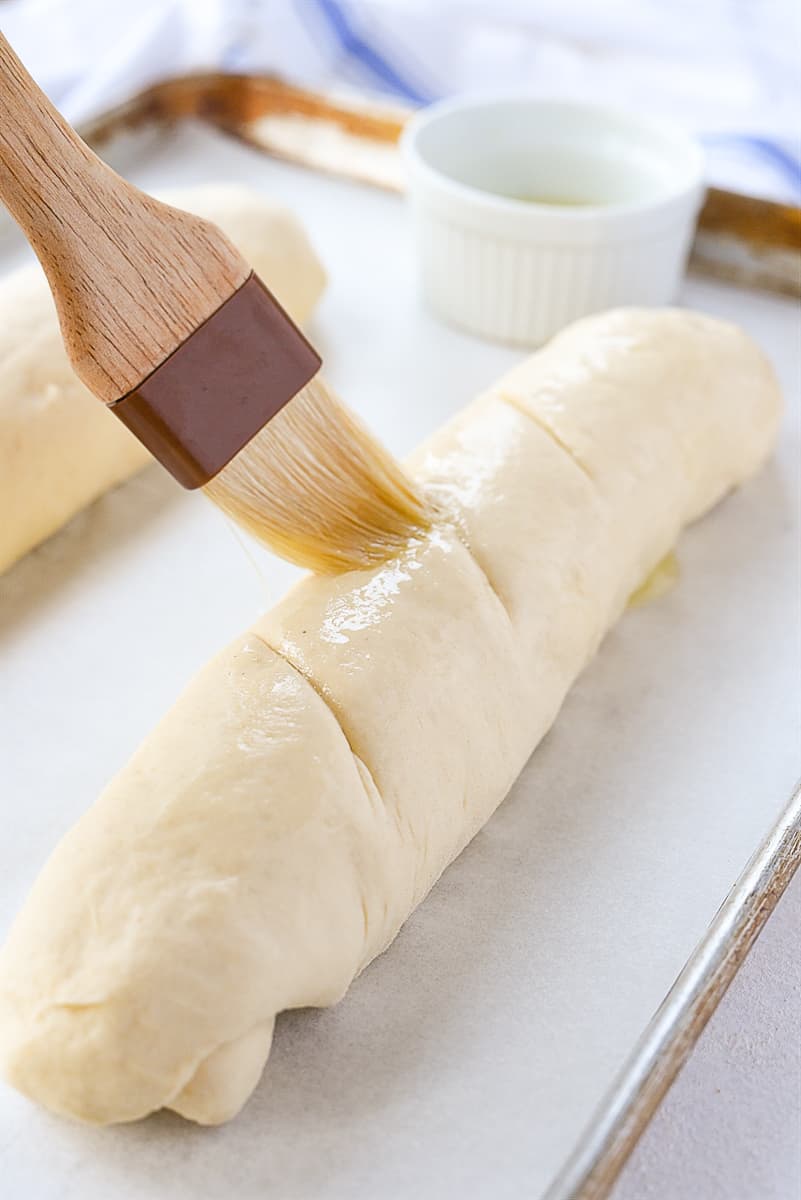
[0,33,250,400]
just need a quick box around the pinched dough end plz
[0,633,376,1124]
[168,1021,276,1125]
[0,1003,275,1126]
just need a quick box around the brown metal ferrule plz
[110,273,322,489]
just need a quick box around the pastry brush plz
[0,34,428,573]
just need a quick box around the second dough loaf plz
[0,309,781,1127]
[0,184,326,574]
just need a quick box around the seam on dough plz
[249,629,387,819]
[496,389,596,483]
[353,752,406,844]
[457,536,513,624]
[415,505,513,624]
[248,634,406,960]
[166,1018,276,1119]
[249,531,510,802]
[252,632,424,878]
[359,894,370,941]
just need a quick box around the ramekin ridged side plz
[401,97,705,346]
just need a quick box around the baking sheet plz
[82,72,801,298]
[0,120,799,1200]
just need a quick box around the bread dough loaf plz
[0,185,326,575]
[0,309,781,1125]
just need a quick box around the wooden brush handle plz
[0,33,249,401]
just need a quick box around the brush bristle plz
[204,377,430,573]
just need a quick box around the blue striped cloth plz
[3,0,799,202]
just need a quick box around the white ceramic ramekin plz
[400,96,705,346]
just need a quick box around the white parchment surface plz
[0,125,798,1199]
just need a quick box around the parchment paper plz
[0,124,798,1200]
